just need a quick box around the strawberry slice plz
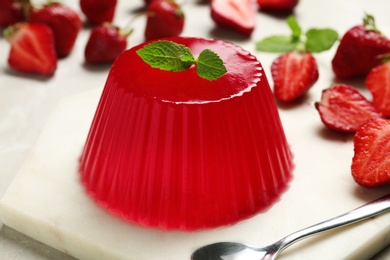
[366,61,390,117]
[4,23,57,76]
[315,84,383,133]
[271,51,319,102]
[211,0,257,37]
[352,118,390,187]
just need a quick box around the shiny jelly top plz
[108,37,264,103]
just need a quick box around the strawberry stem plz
[296,42,306,53]
[121,28,134,38]
[122,11,149,35]
[363,13,379,33]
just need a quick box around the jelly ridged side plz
[79,71,294,230]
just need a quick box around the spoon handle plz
[277,193,390,254]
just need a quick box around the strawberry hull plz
[79,37,294,230]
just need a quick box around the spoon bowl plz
[192,193,390,260]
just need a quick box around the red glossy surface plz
[79,37,294,230]
[112,37,261,102]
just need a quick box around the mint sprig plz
[136,40,227,80]
[256,16,339,53]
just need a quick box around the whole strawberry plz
[211,0,257,37]
[28,2,82,58]
[271,51,318,102]
[0,0,26,27]
[256,16,338,103]
[315,84,383,133]
[145,0,184,41]
[257,0,299,13]
[4,23,57,75]
[352,118,390,188]
[365,60,390,117]
[332,14,390,79]
[85,23,132,64]
[80,0,117,25]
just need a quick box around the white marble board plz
[1,0,390,259]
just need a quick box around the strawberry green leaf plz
[287,16,301,41]
[196,49,227,80]
[363,13,379,32]
[136,40,196,72]
[256,35,298,53]
[305,28,338,53]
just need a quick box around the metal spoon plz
[192,193,390,260]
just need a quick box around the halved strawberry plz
[271,51,319,102]
[257,0,299,13]
[85,23,131,64]
[211,0,257,37]
[315,84,383,133]
[366,61,390,117]
[332,14,390,79]
[145,0,184,40]
[4,23,57,76]
[352,118,390,188]
[256,16,338,103]
[28,2,82,58]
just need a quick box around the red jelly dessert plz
[79,37,294,230]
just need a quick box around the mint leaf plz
[136,40,227,80]
[136,40,196,72]
[305,28,338,53]
[256,16,338,54]
[196,49,227,80]
[256,35,298,53]
[287,16,302,41]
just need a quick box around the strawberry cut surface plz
[6,23,57,76]
[79,37,294,230]
[352,118,390,187]
[366,61,390,117]
[271,51,319,102]
[211,0,257,36]
[315,84,383,133]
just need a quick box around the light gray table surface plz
[1,0,389,259]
